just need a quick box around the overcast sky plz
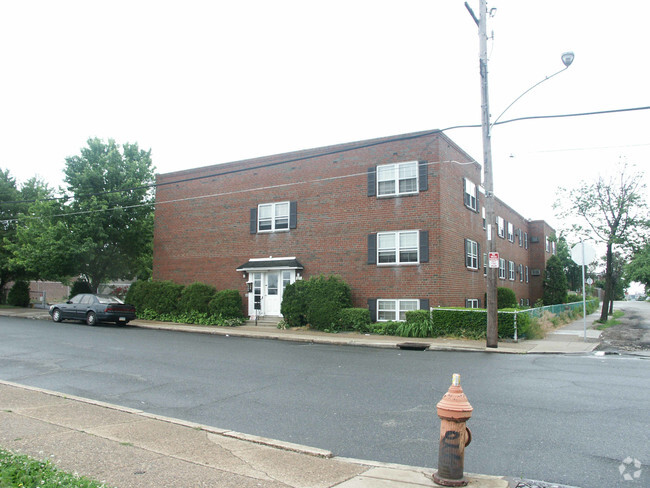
[1,0,649,237]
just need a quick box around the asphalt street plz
[0,315,648,488]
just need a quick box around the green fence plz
[519,299,599,318]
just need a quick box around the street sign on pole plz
[570,241,597,342]
[488,252,499,269]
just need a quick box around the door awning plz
[236,257,304,272]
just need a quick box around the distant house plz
[153,130,555,320]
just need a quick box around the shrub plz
[281,275,352,330]
[180,282,216,314]
[209,289,244,319]
[396,310,432,337]
[8,280,30,307]
[367,320,401,335]
[69,279,92,298]
[336,308,371,332]
[566,293,582,303]
[126,280,183,315]
[497,287,517,309]
[280,279,310,327]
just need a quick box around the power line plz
[2,159,475,223]
[3,104,650,207]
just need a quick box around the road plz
[0,312,648,488]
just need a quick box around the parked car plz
[49,294,136,326]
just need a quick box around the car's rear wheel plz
[86,311,97,326]
[52,308,62,323]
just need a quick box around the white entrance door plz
[264,272,282,315]
[249,270,294,317]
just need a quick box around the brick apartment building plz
[153,130,556,321]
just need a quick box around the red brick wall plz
[153,131,552,311]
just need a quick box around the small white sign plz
[488,252,499,268]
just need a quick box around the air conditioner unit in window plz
[531,269,541,276]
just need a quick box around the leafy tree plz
[627,243,650,293]
[543,254,568,305]
[0,172,53,301]
[9,138,155,292]
[555,163,649,322]
[0,169,20,300]
[554,234,582,291]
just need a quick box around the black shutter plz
[368,298,377,322]
[419,299,429,311]
[367,167,376,197]
[463,178,468,206]
[477,243,481,268]
[464,238,469,267]
[249,208,257,234]
[367,234,377,264]
[289,201,297,229]
[419,230,429,263]
[418,161,428,192]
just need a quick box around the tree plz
[543,254,568,305]
[554,234,582,292]
[0,172,53,301]
[626,244,650,294]
[9,138,155,292]
[0,169,20,300]
[555,163,649,322]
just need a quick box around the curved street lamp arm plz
[491,66,569,128]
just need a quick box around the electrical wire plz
[2,104,650,208]
[1,159,475,223]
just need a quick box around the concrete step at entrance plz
[246,316,282,328]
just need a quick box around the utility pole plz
[467,0,498,347]
[466,2,574,349]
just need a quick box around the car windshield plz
[96,295,124,304]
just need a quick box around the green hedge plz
[281,275,352,330]
[125,280,244,326]
[335,308,371,332]
[389,308,530,340]
[180,282,216,314]
[209,289,244,319]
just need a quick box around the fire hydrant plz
[433,374,473,487]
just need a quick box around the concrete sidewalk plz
[0,380,509,488]
[0,306,602,355]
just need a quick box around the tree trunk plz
[599,242,614,322]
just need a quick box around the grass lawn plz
[0,448,111,488]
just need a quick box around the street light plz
[466,1,574,348]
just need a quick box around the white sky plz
[1,0,649,238]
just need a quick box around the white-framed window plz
[464,178,478,211]
[526,298,530,306]
[482,207,486,229]
[524,232,528,249]
[377,161,418,197]
[525,266,529,283]
[519,264,523,282]
[465,239,479,269]
[499,258,506,279]
[507,222,514,242]
[258,202,289,232]
[377,299,419,321]
[497,216,505,238]
[518,229,523,247]
[377,230,419,264]
[483,253,488,275]
[552,241,556,255]
[466,298,479,309]
[545,236,551,252]
[509,260,515,281]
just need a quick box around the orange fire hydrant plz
[433,374,473,487]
